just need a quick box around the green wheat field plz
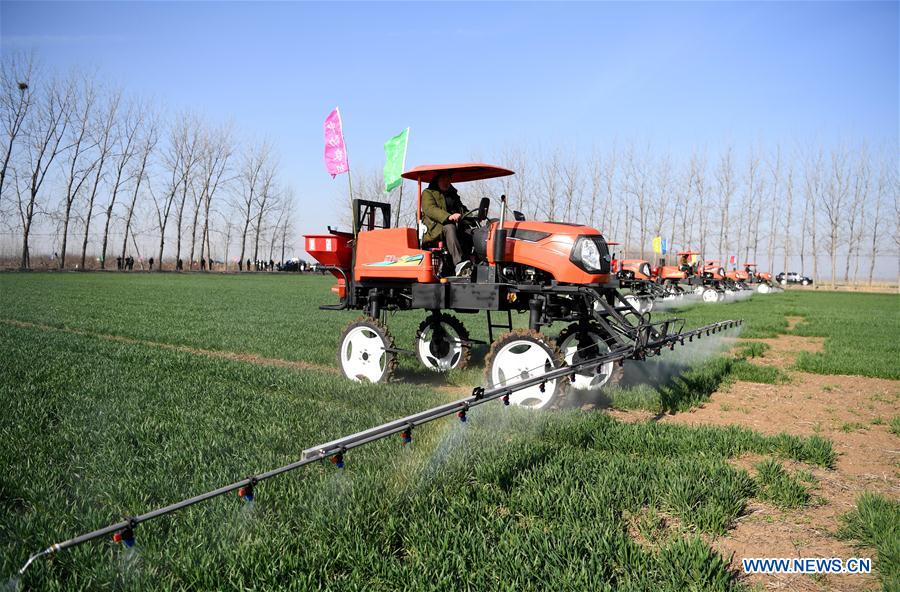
[1,273,897,591]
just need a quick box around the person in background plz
[116,256,122,271]
[149,257,154,271]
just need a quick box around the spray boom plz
[14,318,741,578]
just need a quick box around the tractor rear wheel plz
[415,313,471,372]
[337,317,397,383]
[556,323,623,391]
[702,288,719,303]
[484,330,567,410]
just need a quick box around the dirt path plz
[660,316,899,591]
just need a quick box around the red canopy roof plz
[606,241,621,246]
[743,262,757,266]
[402,163,514,183]
[677,251,699,255]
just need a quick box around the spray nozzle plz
[112,521,136,548]
[538,381,546,393]
[457,403,469,423]
[400,425,413,446]
[237,477,257,502]
[501,391,510,406]
[330,449,345,469]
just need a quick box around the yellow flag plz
[652,236,662,254]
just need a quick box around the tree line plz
[0,54,296,271]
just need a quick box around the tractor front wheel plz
[484,330,567,410]
[415,313,471,372]
[556,323,623,391]
[337,317,397,383]
[702,288,719,303]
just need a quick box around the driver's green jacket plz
[421,188,468,244]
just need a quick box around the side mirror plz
[478,197,490,220]
[513,210,526,222]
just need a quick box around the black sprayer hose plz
[16,318,741,577]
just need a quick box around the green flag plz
[383,128,409,193]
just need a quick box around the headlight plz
[570,236,610,274]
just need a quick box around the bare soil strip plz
[661,318,899,592]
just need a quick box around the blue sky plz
[2,1,897,243]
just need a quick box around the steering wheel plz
[457,208,483,228]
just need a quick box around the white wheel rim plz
[641,297,654,313]
[417,322,464,371]
[559,332,613,390]
[702,289,718,303]
[694,286,705,295]
[757,284,769,294]
[340,326,387,382]
[623,294,640,312]
[490,340,558,409]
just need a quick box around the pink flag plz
[324,107,349,178]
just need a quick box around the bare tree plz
[714,146,735,265]
[80,89,121,269]
[538,148,561,221]
[58,78,97,269]
[843,148,868,284]
[765,146,782,273]
[821,147,851,288]
[197,124,233,271]
[236,140,270,268]
[781,163,794,275]
[173,114,202,267]
[100,99,143,268]
[560,155,582,222]
[153,113,194,270]
[802,147,824,282]
[0,53,35,212]
[18,76,72,268]
[867,157,889,286]
[252,164,279,263]
[623,146,651,258]
[121,113,157,263]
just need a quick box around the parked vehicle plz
[776,272,813,286]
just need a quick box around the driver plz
[421,173,473,276]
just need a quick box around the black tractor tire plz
[555,323,625,392]
[415,313,471,372]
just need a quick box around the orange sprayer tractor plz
[607,242,667,314]
[741,263,774,293]
[305,163,737,409]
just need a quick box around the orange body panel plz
[487,221,610,284]
[353,228,436,283]
[702,261,725,280]
[726,270,749,281]
[757,271,772,281]
[657,265,687,280]
[620,259,652,280]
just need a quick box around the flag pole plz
[393,128,409,228]
[338,108,355,227]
